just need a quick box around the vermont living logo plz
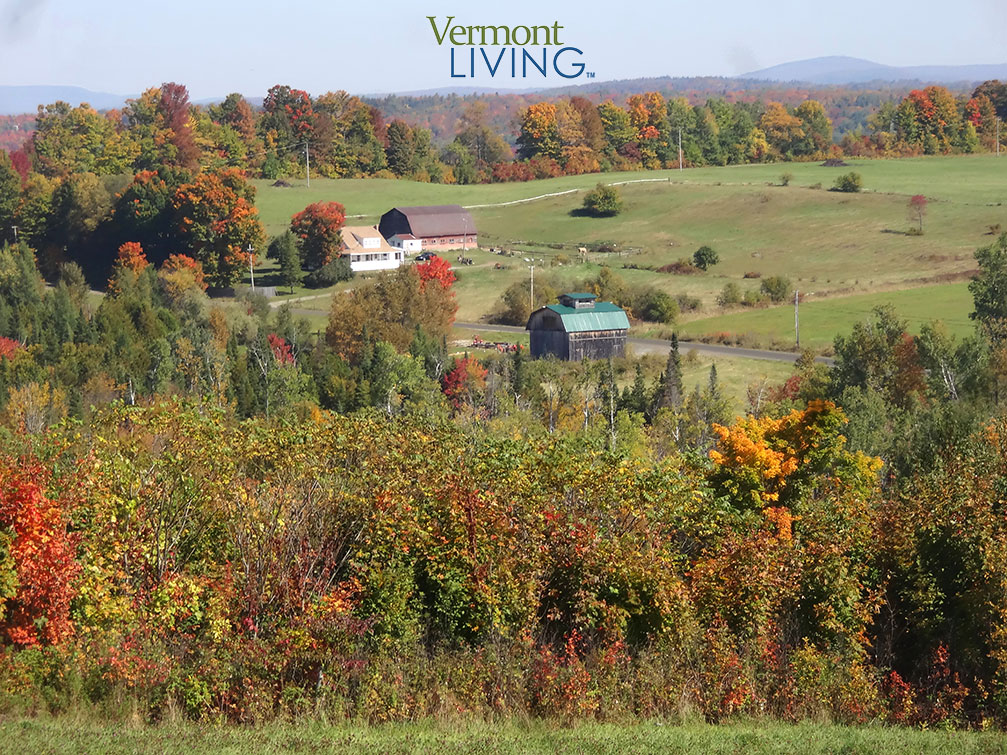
[427,16,592,80]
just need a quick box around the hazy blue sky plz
[1,0,1005,98]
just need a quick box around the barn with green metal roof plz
[526,293,630,360]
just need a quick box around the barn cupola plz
[558,292,597,310]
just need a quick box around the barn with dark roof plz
[378,205,477,252]
[526,293,630,361]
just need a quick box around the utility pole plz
[529,263,535,313]
[998,118,1001,157]
[524,258,536,312]
[10,225,17,243]
[678,128,683,172]
[247,243,255,291]
[794,290,800,349]
[305,142,310,187]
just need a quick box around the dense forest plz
[4,219,1007,724]
[1,78,1004,187]
[370,77,958,145]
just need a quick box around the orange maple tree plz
[116,241,148,273]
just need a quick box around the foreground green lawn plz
[4,719,1006,754]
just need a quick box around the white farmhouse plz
[339,225,403,272]
[387,233,423,255]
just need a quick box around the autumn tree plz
[328,101,388,177]
[158,253,207,301]
[454,101,510,167]
[32,101,137,177]
[496,274,558,326]
[793,100,833,156]
[326,265,457,360]
[159,82,200,170]
[974,80,1007,120]
[568,97,605,153]
[112,166,192,265]
[115,241,148,274]
[517,102,561,161]
[45,171,117,274]
[626,92,672,168]
[260,84,316,153]
[415,255,456,290]
[896,87,964,153]
[0,150,20,241]
[290,201,346,270]
[172,169,265,288]
[760,102,805,158]
[908,194,927,234]
[832,305,927,408]
[598,101,636,159]
[442,354,488,410]
[0,458,79,646]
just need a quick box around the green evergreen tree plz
[655,334,684,412]
[385,120,416,177]
[621,362,649,416]
[276,232,303,293]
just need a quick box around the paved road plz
[454,322,835,366]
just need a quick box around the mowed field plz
[253,154,1007,349]
[5,718,1007,754]
[678,282,975,350]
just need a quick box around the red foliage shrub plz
[268,333,295,365]
[0,459,79,646]
[527,156,563,179]
[491,161,536,182]
[416,255,456,290]
[0,337,20,360]
[442,355,487,409]
[9,148,31,183]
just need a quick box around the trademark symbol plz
[586,71,595,78]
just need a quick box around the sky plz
[1,0,1006,99]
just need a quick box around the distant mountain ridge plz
[743,56,1007,85]
[0,85,134,115]
[3,56,1005,116]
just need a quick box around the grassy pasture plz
[4,718,1006,754]
[253,153,1007,232]
[678,282,976,350]
[251,154,1006,350]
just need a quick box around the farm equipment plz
[471,335,522,353]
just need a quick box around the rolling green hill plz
[253,154,1006,349]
